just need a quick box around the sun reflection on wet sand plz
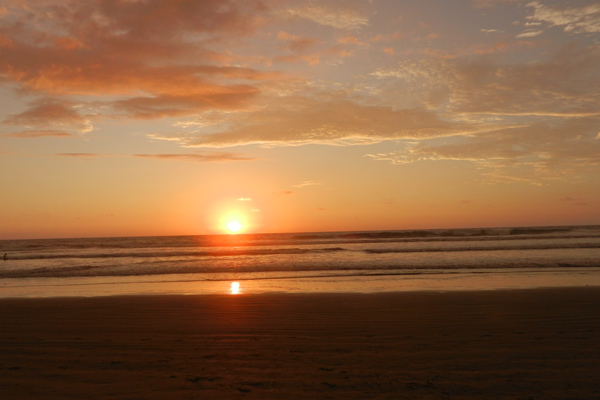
[230,281,240,295]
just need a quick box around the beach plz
[1,287,599,399]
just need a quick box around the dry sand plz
[1,288,599,399]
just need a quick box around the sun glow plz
[208,201,259,235]
[227,220,242,233]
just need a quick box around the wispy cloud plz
[376,44,600,117]
[293,180,322,188]
[6,130,74,138]
[56,152,257,162]
[281,3,369,30]
[525,1,600,34]
[55,153,107,158]
[277,31,320,53]
[367,118,600,183]
[132,153,257,163]
[560,196,588,206]
[515,30,543,38]
[472,0,520,8]
[481,29,504,34]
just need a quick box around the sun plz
[227,220,243,233]
[216,208,251,235]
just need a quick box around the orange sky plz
[1,0,599,239]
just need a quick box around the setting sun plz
[227,220,242,233]
[214,207,252,235]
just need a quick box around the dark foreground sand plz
[1,288,599,399]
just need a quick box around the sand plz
[1,288,599,399]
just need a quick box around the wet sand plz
[1,288,599,399]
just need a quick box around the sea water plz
[1,226,599,297]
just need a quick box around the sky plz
[1,0,599,239]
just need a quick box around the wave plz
[294,226,594,240]
[6,241,600,262]
[3,225,599,253]
[2,226,599,281]
[2,259,599,279]
[5,247,349,261]
[6,267,597,290]
[363,243,600,254]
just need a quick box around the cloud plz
[132,153,257,162]
[515,30,543,38]
[144,38,599,159]
[561,196,576,202]
[293,180,322,188]
[377,44,600,117]
[369,32,403,43]
[5,130,74,138]
[271,31,349,66]
[55,152,256,162]
[0,0,274,121]
[112,87,260,119]
[472,0,520,8]
[526,1,600,34]
[3,0,598,175]
[277,31,319,53]
[237,197,252,201]
[3,99,93,133]
[337,34,361,45]
[450,45,600,116]
[55,153,106,158]
[281,3,369,30]
[560,197,588,206]
[481,29,504,34]
[367,118,600,182]
[157,94,487,148]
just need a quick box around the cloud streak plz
[6,130,74,138]
[133,153,257,163]
[293,180,322,188]
[56,152,257,162]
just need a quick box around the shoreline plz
[1,287,599,399]
[2,266,600,298]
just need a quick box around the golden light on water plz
[230,281,240,295]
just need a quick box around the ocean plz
[1,225,600,297]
